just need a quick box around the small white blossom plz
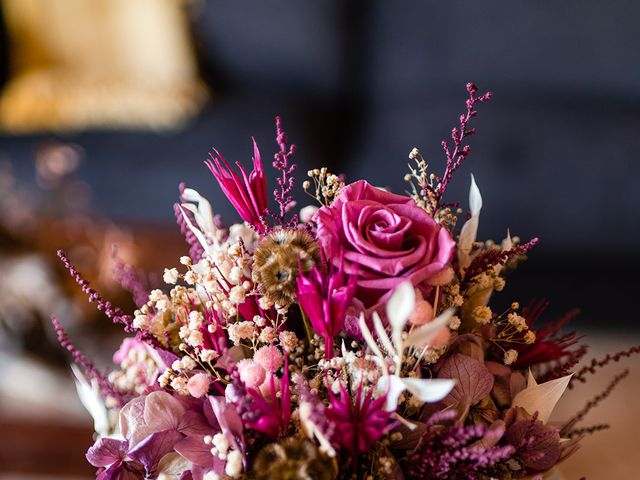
[504,349,518,365]
[225,450,243,477]
[163,268,180,284]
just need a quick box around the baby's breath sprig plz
[404,147,433,212]
[405,83,492,221]
[485,302,537,365]
[404,148,462,230]
[303,167,345,206]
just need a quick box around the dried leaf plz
[438,353,494,407]
[458,174,482,270]
[512,373,572,424]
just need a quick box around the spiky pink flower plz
[206,139,268,233]
[296,253,356,357]
[325,385,394,455]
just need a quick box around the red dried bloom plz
[206,139,268,233]
[513,300,585,370]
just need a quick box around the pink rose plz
[314,180,455,307]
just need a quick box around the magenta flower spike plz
[296,253,357,357]
[206,138,268,233]
[326,384,394,456]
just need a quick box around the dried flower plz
[237,359,266,388]
[296,253,356,356]
[163,268,179,284]
[326,384,394,455]
[254,345,284,372]
[187,373,210,398]
[504,349,518,365]
[472,305,493,324]
[206,138,268,233]
[251,437,337,480]
[253,228,320,305]
[315,180,455,308]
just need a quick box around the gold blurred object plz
[0,0,208,132]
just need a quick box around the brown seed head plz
[251,437,337,480]
[252,229,319,305]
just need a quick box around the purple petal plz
[174,434,213,466]
[119,396,146,442]
[179,409,214,436]
[209,396,243,449]
[143,391,186,432]
[86,438,128,467]
[96,461,124,480]
[128,430,184,470]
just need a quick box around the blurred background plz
[0,1,638,478]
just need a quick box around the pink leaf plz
[438,353,494,407]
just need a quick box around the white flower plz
[503,349,518,365]
[163,268,179,284]
[225,450,244,477]
[358,281,455,411]
[71,365,112,438]
[458,174,482,271]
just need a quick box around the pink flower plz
[296,254,357,357]
[326,384,394,455]
[253,346,283,372]
[237,359,266,388]
[314,180,455,307]
[187,373,211,398]
[206,139,268,233]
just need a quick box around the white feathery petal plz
[469,173,482,216]
[358,313,385,362]
[502,229,513,251]
[405,309,455,347]
[71,364,110,438]
[386,281,415,355]
[401,377,456,403]
[377,375,407,411]
[179,205,212,255]
[458,174,483,270]
[373,311,396,358]
[183,188,215,235]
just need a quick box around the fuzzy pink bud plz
[253,345,284,372]
[409,300,434,326]
[427,266,455,286]
[237,359,266,388]
[187,373,211,398]
[430,327,451,348]
[300,205,319,223]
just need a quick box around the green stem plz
[298,305,314,345]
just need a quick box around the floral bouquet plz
[53,84,638,480]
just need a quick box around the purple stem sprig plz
[57,249,162,348]
[111,245,150,308]
[57,249,135,332]
[51,315,126,406]
[269,116,299,228]
[433,82,492,209]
